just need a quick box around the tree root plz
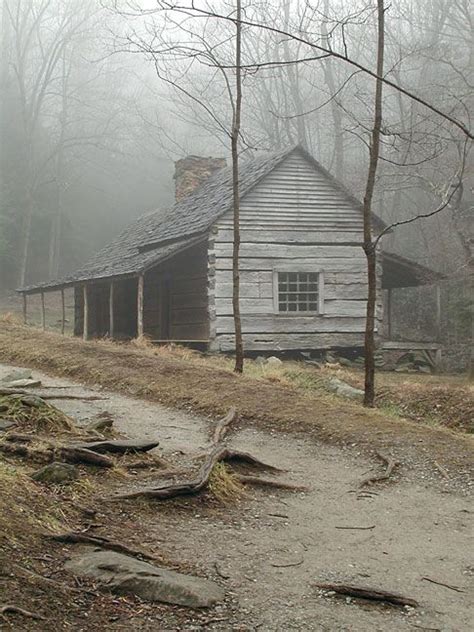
[109,408,296,501]
[314,582,418,608]
[359,452,400,488]
[0,387,106,401]
[44,531,157,561]
[0,604,46,621]
[0,438,114,467]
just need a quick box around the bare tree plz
[362,0,384,407]
[231,0,243,372]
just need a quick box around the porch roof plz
[382,252,444,289]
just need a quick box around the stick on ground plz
[45,531,157,561]
[314,582,419,608]
[359,452,400,488]
[0,605,46,621]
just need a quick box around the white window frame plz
[272,267,325,315]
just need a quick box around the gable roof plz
[19,145,386,294]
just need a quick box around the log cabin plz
[18,145,443,358]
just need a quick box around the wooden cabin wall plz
[114,278,138,338]
[74,285,83,336]
[144,242,209,340]
[210,152,383,352]
[73,280,137,339]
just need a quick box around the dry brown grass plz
[208,462,246,503]
[0,394,75,433]
[0,322,472,475]
[0,461,70,546]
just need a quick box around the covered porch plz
[381,252,445,370]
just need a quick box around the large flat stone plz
[3,379,42,388]
[65,550,225,608]
[1,369,33,383]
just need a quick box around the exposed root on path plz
[359,452,400,488]
[44,531,158,561]
[314,582,419,608]
[110,407,301,502]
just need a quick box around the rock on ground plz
[31,462,79,484]
[65,550,225,608]
[328,377,364,401]
[2,378,42,388]
[1,368,33,383]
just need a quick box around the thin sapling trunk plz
[363,0,385,407]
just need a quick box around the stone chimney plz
[174,155,226,201]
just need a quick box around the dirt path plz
[1,363,473,631]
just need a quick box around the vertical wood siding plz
[144,241,209,340]
[212,151,382,351]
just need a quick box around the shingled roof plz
[19,145,386,294]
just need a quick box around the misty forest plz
[0,1,473,630]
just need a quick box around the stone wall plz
[174,156,226,201]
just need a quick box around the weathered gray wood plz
[213,243,364,259]
[40,292,45,331]
[215,258,366,273]
[215,282,368,300]
[137,274,144,337]
[435,284,441,342]
[215,315,366,334]
[109,282,115,338]
[83,285,89,341]
[22,293,27,325]
[215,298,368,318]
[215,229,364,244]
[381,341,441,351]
[61,289,66,335]
[386,288,392,340]
[218,333,365,351]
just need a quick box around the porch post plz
[386,287,392,340]
[40,292,45,331]
[109,281,115,339]
[60,289,66,335]
[22,293,27,325]
[435,283,441,341]
[83,284,89,341]
[137,274,144,338]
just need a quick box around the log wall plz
[210,151,382,351]
[144,241,209,340]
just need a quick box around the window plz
[275,271,323,313]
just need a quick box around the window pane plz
[277,272,320,313]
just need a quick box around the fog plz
[0,0,472,301]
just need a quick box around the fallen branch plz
[314,582,419,608]
[71,439,159,455]
[0,387,106,401]
[45,531,157,561]
[0,605,46,621]
[359,452,399,488]
[270,557,304,568]
[421,576,465,593]
[0,439,114,467]
[213,406,237,443]
[335,525,376,530]
[433,461,450,481]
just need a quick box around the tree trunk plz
[363,0,385,407]
[322,2,344,180]
[232,0,244,373]
[18,192,34,287]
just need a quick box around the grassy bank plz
[0,320,472,474]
